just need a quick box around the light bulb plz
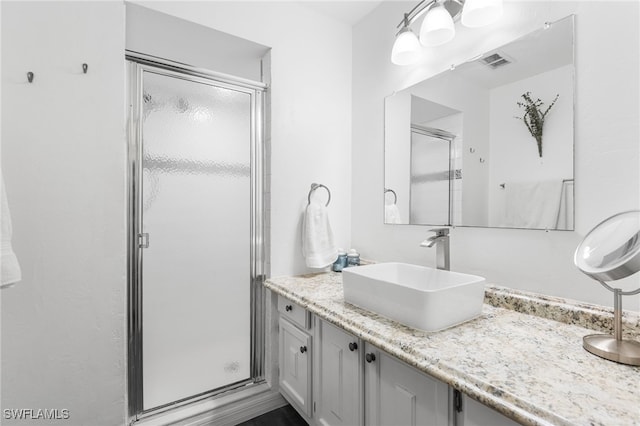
[461,0,503,28]
[391,27,422,66]
[420,4,455,47]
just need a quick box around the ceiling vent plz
[479,52,513,69]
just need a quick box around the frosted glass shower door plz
[140,70,252,410]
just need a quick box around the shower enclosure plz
[127,54,265,419]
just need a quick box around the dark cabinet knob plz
[300,346,307,354]
[365,353,376,363]
[285,305,293,312]
[349,342,358,352]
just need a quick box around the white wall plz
[125,3,269,82]
[353,1,640,309]
[1,2,126,424]
[135,1,353,277]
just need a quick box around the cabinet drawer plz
[278,295,310,329]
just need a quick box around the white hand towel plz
[1,174,22,288]
[385,204,403,224]
[302,199,337,269]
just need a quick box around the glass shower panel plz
[141,71,251,410]
[410,132,451,225]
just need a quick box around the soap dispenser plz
[346,249,360,267]
[332,248,348,272]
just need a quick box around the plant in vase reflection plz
[515,92,559,157]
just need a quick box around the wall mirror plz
[384,15,575,230]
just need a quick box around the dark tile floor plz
[237,404,307,426]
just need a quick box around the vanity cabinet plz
[363,342,451,426]
[278,297,313,418]
[313,319,363,426]
[277,296,520,426]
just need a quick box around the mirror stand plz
[583,283,640,366]
[575,210,640,367]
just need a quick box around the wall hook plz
[479,158,485,163]
[82,63,88,74]
[27,72,34,83]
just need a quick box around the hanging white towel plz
[1,173,22,288]
[385,204,403,224]
[504,180,563,229]
[302,199,337,269]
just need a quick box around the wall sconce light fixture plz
[391,0,503,65]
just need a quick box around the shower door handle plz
[139,233,150,249]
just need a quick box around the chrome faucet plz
[420,228,450,271]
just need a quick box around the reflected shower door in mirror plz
[410,126,459,226]
[384,15,575,230]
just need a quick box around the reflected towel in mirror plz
[1,173,22,288]
[385,204,402,224]
[556,181,574,230]
[504,180,563,229]
[302,199,337,268]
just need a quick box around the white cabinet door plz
[364,343,450,426]
[314,319,363,426]
[279,317,312,417]
[458,394,520,426]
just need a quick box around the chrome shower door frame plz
[126,53,266,421]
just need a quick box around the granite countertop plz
[265,272,640,426]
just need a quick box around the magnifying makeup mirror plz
[574,210,640,366]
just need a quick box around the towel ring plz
[308,183,331,207]
[384,188,397,205]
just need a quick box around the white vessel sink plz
[342,262,485,332]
